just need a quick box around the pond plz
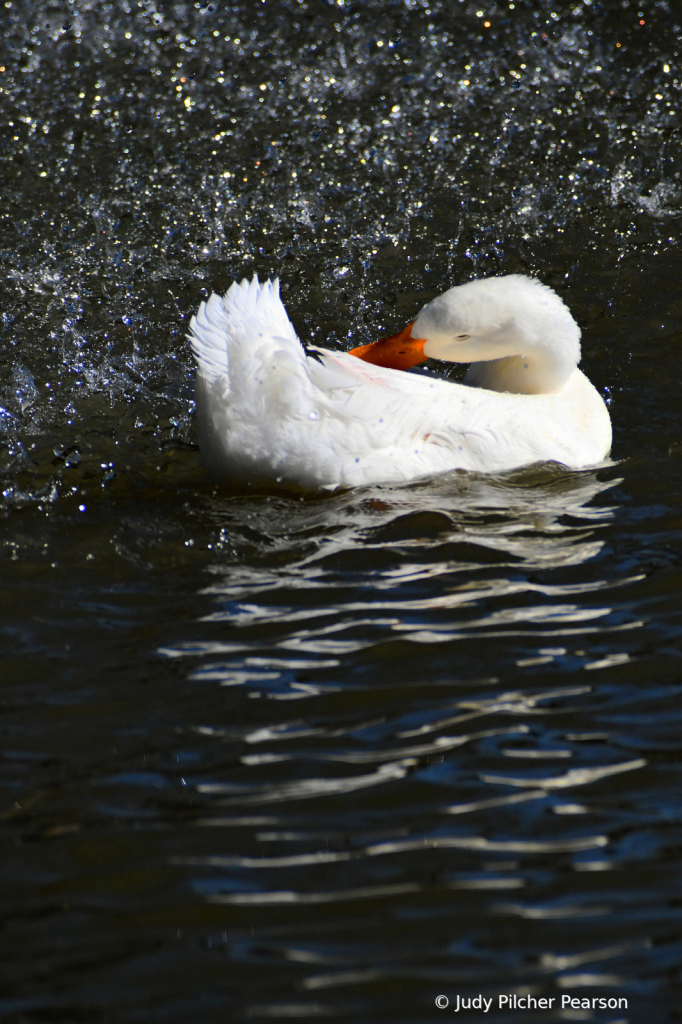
[2,1,682,1021]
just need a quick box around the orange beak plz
[349,322,428,371]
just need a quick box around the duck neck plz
[463,347,576,395]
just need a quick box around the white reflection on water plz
[160,468,634,699]
[180,832,607,872]
[481,758,646,790]
[197,759,410,802]
[501,748,572,759]
[494,902,611,919]
[539,941,651,971]
[442,790,547,816]
[303,725,530,764]
[558,973,625,988]
[208,883,421,906]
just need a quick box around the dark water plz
[2,1,682,1021]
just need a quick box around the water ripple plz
[3,0,682,1016]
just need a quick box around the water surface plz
[2,1,682,1021]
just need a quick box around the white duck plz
[189,274,611,490]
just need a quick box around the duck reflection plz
[162,465,637,692]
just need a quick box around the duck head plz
[350,274,582,395]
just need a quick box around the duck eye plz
[456,334,469,340]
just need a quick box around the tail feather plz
[189,291,231,382]
[222,276,296,339]
[189,276,301,385]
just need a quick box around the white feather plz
[189,275,612,490]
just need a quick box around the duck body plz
[189,275,611,491]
